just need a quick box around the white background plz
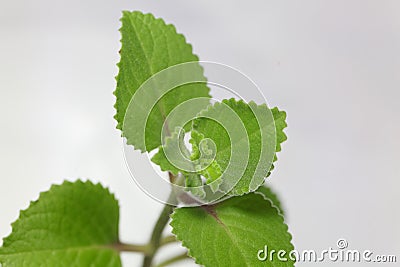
[0,1,399,266]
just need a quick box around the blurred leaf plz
[0,180,121,267]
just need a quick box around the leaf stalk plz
[142,174,178,267]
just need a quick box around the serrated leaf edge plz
[0,179,119,254]
[113,11,209,154]
[170,192,295,267]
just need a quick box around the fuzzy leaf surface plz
[115,11,210,152]
[171,192,295,267]
[0,180,121,267]
[152,99,288,196]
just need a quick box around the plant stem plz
[142,179,177,267]
[155,253,189,267]
[112,242,150,254]
[159,235,177,246]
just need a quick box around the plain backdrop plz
[0,1,399,266]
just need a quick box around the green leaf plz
[151,129,209,198]
[152,99,287,197]
[151,128,190,176]
[171,192,295,267]
[189,130,222,186]
[189,99,277,195]
[114,11,210,152]
[271,107,287,153]
[267,107,288,177]
[257,184,285,215]
[0,180,121,267]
